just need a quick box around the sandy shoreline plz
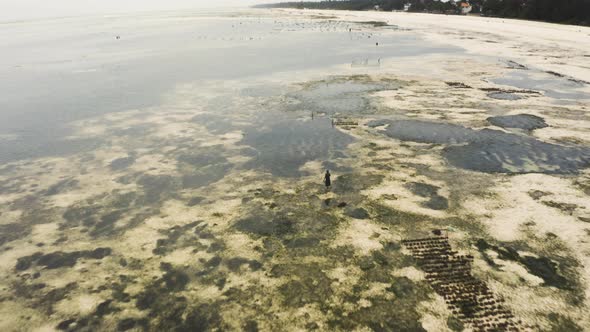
[279,8,590,82]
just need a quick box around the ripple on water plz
[491,70,590,100]
[288,79,399,115]
[370,120,590,174]
[241,117,354,177]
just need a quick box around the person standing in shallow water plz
[324,170,331,189]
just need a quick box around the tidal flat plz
[1,8,590,332]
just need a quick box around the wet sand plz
[1,9,590,332]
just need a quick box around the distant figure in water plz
[324,170,331,189]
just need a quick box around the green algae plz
[332,173,384,195]
[16,248,111,271]
[405,182,449,210]
[475,238,582,292]
[234,216,295,237]
[44,178,79,196]
[131,263,228,331]
[547,313,583,332]
[345,207,370,219]
[153,221,207,255]
[0,222,31,247]
[330,276,431,331]
[177,149,233,188]
[109,156,136,171]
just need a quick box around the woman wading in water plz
[324,170,331,190]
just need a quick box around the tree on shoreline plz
[256,0,590,26]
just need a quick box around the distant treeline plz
[256,0,590,26]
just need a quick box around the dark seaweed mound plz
[16,248,112,271]
[487,114,548,131]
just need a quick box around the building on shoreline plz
[460,2,473,15]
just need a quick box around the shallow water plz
[0,11,457,163]
[286,79,401,115]
[241,116,355,177]
[491,70,590,100]
[487,92,524,100]
[372,119,590,174]
[487,114,548,131]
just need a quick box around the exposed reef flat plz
[1,8,590,332]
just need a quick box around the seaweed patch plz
[403,235,523,331]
